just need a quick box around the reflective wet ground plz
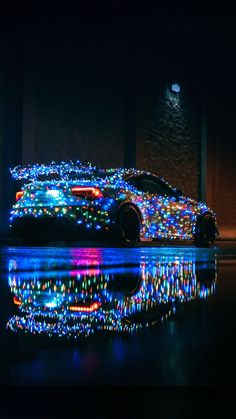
[0,243,236,386]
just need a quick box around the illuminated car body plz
[9,161,218,245]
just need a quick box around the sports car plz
[9,160,218,246]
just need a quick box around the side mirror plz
[174,189,183,201]
[175,188,183,196]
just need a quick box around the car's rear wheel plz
[11,217,49,246]
[194,213,216,247]
[112,205,141,244]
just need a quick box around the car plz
[9,160,219,246]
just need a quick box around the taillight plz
[16,191,24,201]
[71,186,103,199]
[13,296,22,306]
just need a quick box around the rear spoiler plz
[9,160,97,182]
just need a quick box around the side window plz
[138,177,174,196]
[125,175,176,197]
[124,176,141,190]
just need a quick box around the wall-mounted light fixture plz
[171,83,181,93]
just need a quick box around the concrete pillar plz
[22,73,35,164]
[0,34,23,235]
[198,106,207,202]
[124,73,136,169]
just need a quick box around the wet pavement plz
[0,242,236,386]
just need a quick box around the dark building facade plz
[0,15,235,238]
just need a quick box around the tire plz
[194,213,216,247]
[112,205,141,244]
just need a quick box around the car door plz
[129,174,194,239]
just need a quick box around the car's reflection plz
[6,249,217,338]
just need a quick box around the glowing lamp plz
[171,83,181,93]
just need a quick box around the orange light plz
[71,186,103,199]
[69,302,101,312]
[13,296,22,305]
[16,191,24,201]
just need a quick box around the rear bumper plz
[10,215,106,241]
[10,202,114,238]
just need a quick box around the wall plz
[22,30,125,168]
[137,82,200,200]
[0,34,23,233]
[207,90,236,239]
[0,70,4,202]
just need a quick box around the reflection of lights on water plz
[6,250,217,339]
[69,302,101,312]
[46,189,61,198]
[9,259,17,272]
[45,301,58,308]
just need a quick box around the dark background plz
[0,7,235,238]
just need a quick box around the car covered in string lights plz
[9,160,218,246]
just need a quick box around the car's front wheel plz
[112,204,141,244]
[194,213,216,247]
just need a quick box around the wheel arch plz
[195,210,216,231]
[115,200,143,223]
[194,210,217,246]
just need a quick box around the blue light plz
[45,301,58,308]
[46,189,61,198]
[171,83,181,93]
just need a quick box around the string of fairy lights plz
[6,256,217,338]
[10,160,97,181]
[9,160,215,239]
